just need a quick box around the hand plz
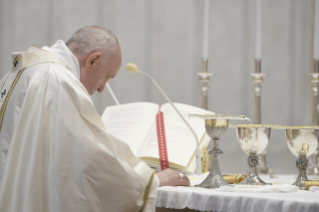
[155,168,190,187]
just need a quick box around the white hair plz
[66,25,120,63]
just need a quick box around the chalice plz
[284,126,319,189]
[235,124,271,185]
[190,114,249,188]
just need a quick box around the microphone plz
[126,63,202,174]
[106,83,120,105]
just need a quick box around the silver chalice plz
[197,119,229,188]
[190,114,249,188]
[235,124,271,185]
[284,127,319,189]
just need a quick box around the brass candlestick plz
[197,58,214,110]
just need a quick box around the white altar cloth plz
[156,175,319,212]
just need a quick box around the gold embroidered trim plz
[1,56,19,92]
[201,144,209,173]
[0,68,26,132]
[139,170,155,212]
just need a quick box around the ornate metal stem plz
[197,139,228,188]
[254,83,261,124]
[196,119,229,188]
[253,59,262,124]
[197,58,214,110]
[209,140,222,175]
[293,154,309,189]
[240,151,270,185]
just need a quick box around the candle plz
[202,0,209,59]
[314,0,319,60]
[255,0,261,59]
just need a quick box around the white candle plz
[314,0,319,60]
[255,0,261,59]
[202,0,209,59]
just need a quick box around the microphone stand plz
[106,83,120,105]
[137,70,203,174]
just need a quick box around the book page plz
[137,103,213,167]
[101,102,159,155]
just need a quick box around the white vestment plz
[0,40,158,212]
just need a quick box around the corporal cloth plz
[0,40,158,212]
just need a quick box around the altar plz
[155,175,319,212]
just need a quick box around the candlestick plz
[308,0,319,178]
[255,0,261,59]
[197,0,214,110]
[306,60,319,177]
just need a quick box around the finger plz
[177,178,190,186]
[183,175,190,182]
[178,173,189,182]
[176,173,190,186]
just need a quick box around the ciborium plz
[234,124,271,185]
[190,114,249,188]
[284,127,319,189]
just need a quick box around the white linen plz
[0,40,158,212]
[309,186,319,192]
[156,175,319,212]
[187,172,209,186]
[216,184,298,193]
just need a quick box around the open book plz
[101,102,212,173]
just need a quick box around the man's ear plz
[85,52,102,72]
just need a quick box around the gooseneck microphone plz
[126,63,202,174]
[106,83,120,105]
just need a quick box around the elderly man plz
[0,25,189,212]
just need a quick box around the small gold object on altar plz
[304,180,319,190]
[223,175,247,184]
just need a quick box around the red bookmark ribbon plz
[156,111,169,170]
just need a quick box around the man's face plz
[81,49,121,95]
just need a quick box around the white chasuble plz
[0,40,158,212]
